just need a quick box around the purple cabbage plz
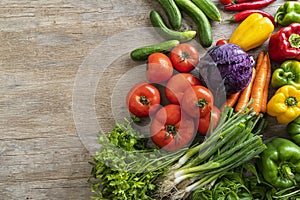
[199,44,255,95]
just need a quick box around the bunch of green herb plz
[158,101,268,199]
[88,119,186,200]
[190,163,267,200]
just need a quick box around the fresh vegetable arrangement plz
[89,0,300,199]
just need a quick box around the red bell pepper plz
[269,23,300,63]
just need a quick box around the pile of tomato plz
[126,43,221,151]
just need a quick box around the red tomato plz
[216,39,229,46]
[165,73,201,105]
[126,82,161,117]
[150,104,196,151]
[181,85,214,118]
[147,52,173,83]
[220,0,232,5]
[170,43,200,73]
[197,106,221,135]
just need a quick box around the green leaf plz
[88,119,169,200]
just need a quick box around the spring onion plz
[157,100,268,199]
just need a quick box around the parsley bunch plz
[88,119,184,200]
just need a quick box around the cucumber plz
[191,0,222,22]
[150,10,196,42]
[157,0,182,30]
[130,40,180,61]
[174,0,212,48]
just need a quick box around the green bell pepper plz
[260,137,300,189]
[271,60,300,89]
[274,1,300,26]
[287,115,300,145]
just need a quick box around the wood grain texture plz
[0,0,286,199]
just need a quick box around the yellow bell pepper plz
[229,13,274,51]
[267,85,300,124]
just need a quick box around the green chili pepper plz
[287,115,300,145]
[260,137,300,189]
[274,1,300,26]
[271,60,300,89]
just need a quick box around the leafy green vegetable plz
[88,119,185,200]
[191,173,252,200]
[190,163,266,200]
[88,119,161,199]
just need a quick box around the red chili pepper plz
[224,0,276,11]
[233,0,259,3]
[220,0,260,5]
[229,10,276,26]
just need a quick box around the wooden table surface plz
[0,0,287,199]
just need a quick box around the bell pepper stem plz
[286,96,298,107]
[280,163,296,185]
[282,71,296,81]
[289,33,300,48]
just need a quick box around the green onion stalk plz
[157,100,268,200]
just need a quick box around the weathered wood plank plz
[0,179,92,200]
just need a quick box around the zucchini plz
[191,0,222,22]
[130,39,180,61]
[157,0,182,30]
[150,10,196,42]
[174,0,212,48]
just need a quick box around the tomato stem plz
[196,98,208,108]
[139,96,150,105]
[181,52,191,61]
[166,125,177,136]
